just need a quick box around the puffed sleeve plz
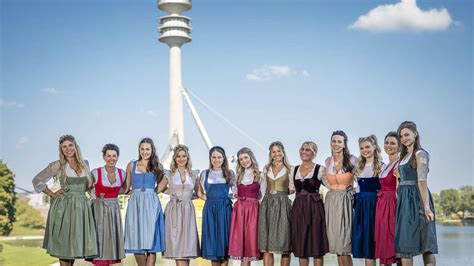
[350,155,359,173]
[89,168,98,198]
[200,170,207,194]
[119,168,127,183]
[32,160,60,193]
[416,150,430,181]
[163,169,170,182]
[229,170,237,197]
[192,169,200,192]
[90,168,98,183]
[318,165,329,187]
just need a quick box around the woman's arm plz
[156,177,169,194]
[319,165,329,188]
[416,150,434,221]
[196,171,207,200]
[32,161,60,193]
[230,171,238,198]
[288,166,295,194]
[258,172,267,201]
[124,161,133,194]
[84,160,94,191]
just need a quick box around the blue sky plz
[1,0,472,193]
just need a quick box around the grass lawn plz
[10,222,45,236]
[0,241,57,266]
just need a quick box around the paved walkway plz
[0,235,44,241]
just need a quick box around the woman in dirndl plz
[258,141,292,266]
[89,143,126,265]
[197,146,236,266]
[395,121,437,266]
[290,141,329,266]
[124,137,166,266]
[324,130,358,266]
[229,147,266,264]
[32,134,97,266]
[162,144,200,265]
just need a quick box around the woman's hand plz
[51,188,65,198]
[424,206,434,221]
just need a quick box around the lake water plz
[3,224,473,265]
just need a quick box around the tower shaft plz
[168,45,184,144]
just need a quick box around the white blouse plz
[354,161,385,193]
[289,164,326,191]
[165,169,199,186]
[32,160,90,193]
[379,160,399,179]
[399,150,430,181]
[91,167,126,187]
[235,168,267,198]
[265,166,290,180]
[199,169,236,194]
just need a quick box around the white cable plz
[186,89,266,152]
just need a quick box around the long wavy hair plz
[208,146,232,183]
[236,147,260,184]
[355,135,383,177]
[397,121,423,169]
[264,141,291,174]
[57,134,93,186]
[138,137,164,184]
[170,144,195,178]
[331,131,354,173]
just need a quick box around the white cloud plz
[302,69,310,77]
[349,0,454,33]
[140,108,158,117]
[0,99,25,109]
[42,88,64,94]
[246,65,295,81]
[16,137,30,149]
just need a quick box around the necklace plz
[299,163,314,177]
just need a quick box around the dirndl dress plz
[201,170,233,260]
[43,176,98,259]
[124,161,165,253]
[352,176,380,259]
[324,158,354,255]
[163,170,200,259]
[229,181,261,261]
[290,165,328,258]
[395,158,438,258]
[374,162,400,264]
[90,167,125,265]
[258,168,292,254]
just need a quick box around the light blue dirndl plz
[124,161,165,253]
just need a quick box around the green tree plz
[432,192,441,215]
[459,185,474,213]
[0,161,17,236]
[439,188,460,215]
[16,197,45,228]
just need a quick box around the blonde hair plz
[355,135,383,177]
[264,141,291,174]
[236,147,260,184]
[170,144,195,178]
[301,141,318,160]
[57,135,93,187]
